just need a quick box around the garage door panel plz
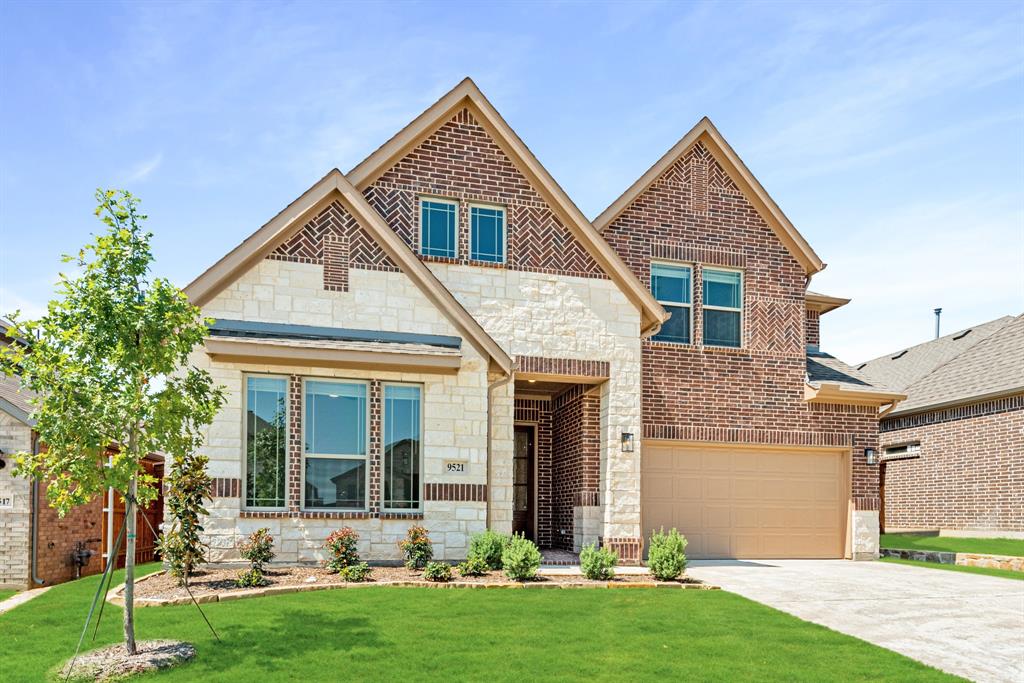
[643,444,845,559]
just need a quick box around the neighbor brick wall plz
[550,386,601,551]
[34,481,104,585]
[605,140,880,505]
[881,395,1024,533]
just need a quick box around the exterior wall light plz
[621,432,635,453]
[865,448,878,465]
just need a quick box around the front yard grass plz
[0,589,16,603]
[880,533,1024,557]
[0,564,956,682]
[880,557,1024,581]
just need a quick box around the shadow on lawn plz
[174,606,386,675]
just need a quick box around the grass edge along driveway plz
[880,533,1024,557]
[879,556,1023,581]
[0,564,959,682]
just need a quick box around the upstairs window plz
[420,198,458,258]
[303,380,368,510]
[650,263,692,344]
[470,204,505,263]
[703,268,743,348]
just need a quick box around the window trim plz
[381,381,425,513]
[701,266,744,348]
[468,202,507,264]
[242,373,290,512]
[300,377,371,512]
[650,261,693,345]
[418,196,459,259]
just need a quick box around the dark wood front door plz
[513,425,535,540]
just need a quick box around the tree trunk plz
[123,475,138,656]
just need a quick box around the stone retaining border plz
[881,548,1024,572]
[107,571,719,607]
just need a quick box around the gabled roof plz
[858,315,1016,393]
[347,77,669,334]
[861,314,1024,416]
[183,169,513,375]
[804,351,904,407]
[806,291,850,315]
[593,117,825,276]
[0,374,35,426]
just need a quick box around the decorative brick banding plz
[515,355,609,379]
[239,510,424,520]
[602,537,643,566]
[210,478,241,498]
[424,483,488,502]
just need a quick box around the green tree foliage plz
[0,190,225,654]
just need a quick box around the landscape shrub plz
[456,556,489,577]
[648,527,688,581]
[468,529,510,570]
[157,452,213,587]
[423,561,452,582]
[338,562,372,582]
[399,525,433,569]
[502,533,541,581]
[235,568,266,588]
[579,543,618,580]
[324,527,361,572]
[237,527,275,587]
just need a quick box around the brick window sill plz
[240,510,424,521]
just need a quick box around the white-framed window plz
[243,375,289,510]
[650,262,692,344]
[302,379,369,511]
[419,197,458,258]
[469,203,506,263]
[883,443,921,460]
[382,383,423,511]
[702,267,743,348]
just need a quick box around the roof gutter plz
[884,386,1024,419]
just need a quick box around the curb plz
[881,548,1024,572]
[107,572,718,607]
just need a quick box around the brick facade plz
[550,386,601,551]
[806,309,820,348]
[604,140,882,550]
[881,395,1024,534]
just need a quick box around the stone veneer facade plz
[881,395,1024,536]
[0,411,32,588]
[603,141,881,559]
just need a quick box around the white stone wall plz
[852,510,880,561]
[0,411,32,588]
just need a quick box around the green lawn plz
[0,564,957,683]
[880,533,1024,557]
[0,589,16,603]
[880,557,1024,581]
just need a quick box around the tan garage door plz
[642,443,846,559]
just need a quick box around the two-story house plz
[183,79,899,565]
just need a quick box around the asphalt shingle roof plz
[858,314,1024,415]
[806,351,899,395]
[0,374,35,425]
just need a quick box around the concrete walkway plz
[686,559,1024,683]
[0,585,52,615]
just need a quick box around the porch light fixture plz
[621,432,635,452]
[865,448,878,465]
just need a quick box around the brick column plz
[287,375,302,512]
[369,380,382,513]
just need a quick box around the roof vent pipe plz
[934,308,942,339]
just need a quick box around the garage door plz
[642,443,846,559]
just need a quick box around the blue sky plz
[1,0,1022,362]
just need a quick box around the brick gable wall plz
[604,141,880,504]
[881,396,1024,533]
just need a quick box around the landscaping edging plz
[107,571,719,607]
[881,548,1024,572]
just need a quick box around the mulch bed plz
[57,639,195,681]
[134,565,705,600]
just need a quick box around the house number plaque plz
[444,460,467,474]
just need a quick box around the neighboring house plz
[859,314,1024,538]
[184,78,897,565]
[0,323,164,589]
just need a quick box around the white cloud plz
[121,152,163,184]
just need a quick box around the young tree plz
[0,190,225,655]
[158,451,213,587]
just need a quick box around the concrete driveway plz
[686,559,1024,683]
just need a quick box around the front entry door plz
[513,425,535,540]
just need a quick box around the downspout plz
[30,431,44,585]
[485,368,514,530]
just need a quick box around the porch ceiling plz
[513,378,577,396]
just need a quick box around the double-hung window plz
[303,380,368,510]
[420,198,458,258]
[383,384,422,511]
[650,263,692,344]
[470,204,505,263]
[703,268,743,348]
[245,376,288,509]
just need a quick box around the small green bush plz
[580,543,618,580]
[423,561,452,582]
[456,556,490,577]
[324,527,361,572]
[399,525,434,569]
[239,527,275,571]
[648,527,688,581]
[236,567,267,588]
[468,529,510,570]
[338,562,371,582]
[502,533,541,581]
